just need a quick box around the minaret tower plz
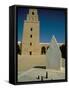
[22,9,40,55]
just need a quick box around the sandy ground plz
[18,55,65,82]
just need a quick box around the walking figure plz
[46,72,48,79]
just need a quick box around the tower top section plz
[25,9,39,22]
[29,9,38,16]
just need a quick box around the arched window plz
[32,12,34,15]
[30,42,32,46]
[30,35,32,38]
[41,46,46,55]
[29,51,32,55]
[30,28,32,31]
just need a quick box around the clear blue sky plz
[17,7,65,43]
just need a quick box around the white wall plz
[0,0,69,90]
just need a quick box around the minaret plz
[22,9,40,55]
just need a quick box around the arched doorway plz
[41,46,46,55]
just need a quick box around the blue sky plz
[17,7,65,43]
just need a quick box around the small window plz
[32,12,34,15]
[30,42,32,46]
[30,35,32,38]
[30,51,32,55]
[30,28,32,31]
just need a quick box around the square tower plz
[22,9,40,55]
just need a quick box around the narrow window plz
[32,12,34,15]
[30,35,32,38]
[30,51,32,55]
[30,28,32,31]
[30,42,32,46]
